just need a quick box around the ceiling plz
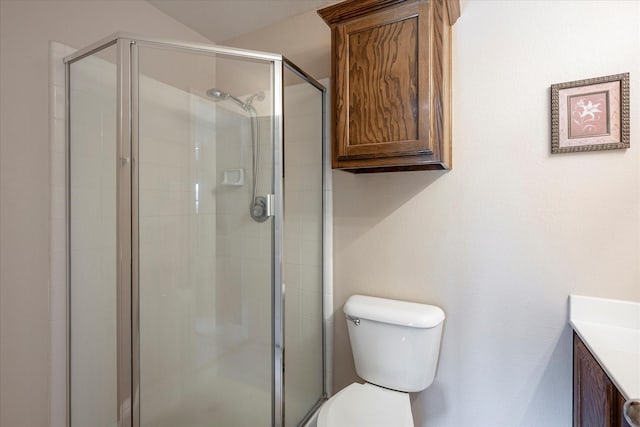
[147,0,340,43]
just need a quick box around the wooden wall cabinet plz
[574,332,632,427]
[318,0,460,172]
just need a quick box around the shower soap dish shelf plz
[223,168,245,186]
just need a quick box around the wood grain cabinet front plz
[318,0,460,172]
[573,332,632,427]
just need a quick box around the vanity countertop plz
[569,294,640,400]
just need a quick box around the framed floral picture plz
[551,73,629,153]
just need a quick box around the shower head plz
[206,88,230,100]
[206,88,264,111]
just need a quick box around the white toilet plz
[318,295,445,427]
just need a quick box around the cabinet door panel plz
[617,392,633,427]
[574,333,617,427]
[335,1,431,161]
[348,15,419,145]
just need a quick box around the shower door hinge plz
[266,194,275,217]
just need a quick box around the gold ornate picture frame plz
[551,73,629,154]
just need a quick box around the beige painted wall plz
[333,1,640,426]
[228,1,640,426]
[0,2,210,425]
[222,9,331,81]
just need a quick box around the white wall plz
[332,1,640,426]
[0,2,210,426]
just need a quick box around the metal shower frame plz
[64,33,327,427]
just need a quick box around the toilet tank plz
[344,295,445,393]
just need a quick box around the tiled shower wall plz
[49,43,226,424]
[49,42,332,426]
[137,73,221,424]
[214,108,272,348]
[51,42,225,425]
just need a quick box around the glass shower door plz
[282,63,325,426]
[135,44,275,427]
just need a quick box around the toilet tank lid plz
[343,295,445,328]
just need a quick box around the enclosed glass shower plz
[64,34,325,427]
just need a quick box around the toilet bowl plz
[317,295,445,427]
[317,383,413,427]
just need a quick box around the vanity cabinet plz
[573,332,632,427]
[318,0,460,172]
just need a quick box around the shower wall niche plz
[65,34,325,427]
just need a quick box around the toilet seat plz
[317,382,414,427]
